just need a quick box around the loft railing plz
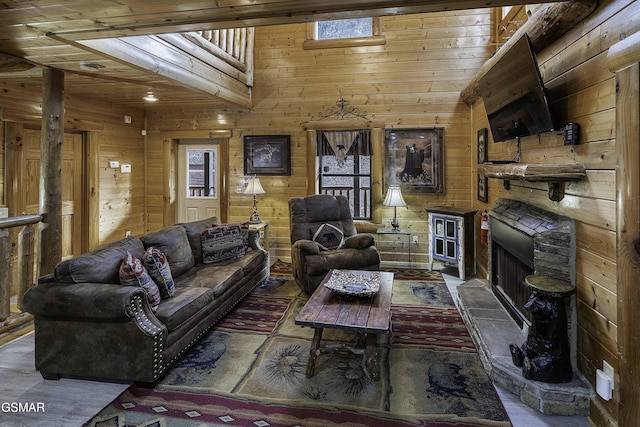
[182,27,255,86]
[0,214,41,335]
[195,28,250,64]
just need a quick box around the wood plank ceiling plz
[0,0,536,110]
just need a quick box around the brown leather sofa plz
[22,217,269,385]
[289,194,380,294]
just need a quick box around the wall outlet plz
[125,230,131,237]
[109,160,119,169]
[0,207,8,219]
[412,235,419,244]
[123,115,132,124]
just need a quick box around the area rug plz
[86,263,511,427]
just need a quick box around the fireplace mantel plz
[477,162,586,201]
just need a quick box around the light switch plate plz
[121,164,131,173]
[109,161,119,169]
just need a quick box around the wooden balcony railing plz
[182,27,255,86]
[321,186,371,220]
[0,214,41,335]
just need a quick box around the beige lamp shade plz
[244,176,266,195]
[244,176,266,223]
[383,185,406,230]
[383,185,407,207]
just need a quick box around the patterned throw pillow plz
[142,247,175,299]
[312,223,345,250]
[119,251,161,311]
[201,223,249,264]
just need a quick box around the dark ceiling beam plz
[460,0,599,105]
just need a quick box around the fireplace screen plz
[490,217,534,327]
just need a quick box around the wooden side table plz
[426,206,477,280]
[376,228,411,263]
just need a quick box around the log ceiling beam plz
[46,0,554,41]
[460,0,599,106]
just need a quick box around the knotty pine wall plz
[146,10,494,265]
[0,82,148,249]
[471,1,639,425]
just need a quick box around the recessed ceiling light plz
[79,61,101,71]
[143,91,158,102]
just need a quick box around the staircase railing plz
[0,214,41,334]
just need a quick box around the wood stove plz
[488,199,575,331]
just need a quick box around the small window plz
[304,17,385,50]
[316,18,373,40]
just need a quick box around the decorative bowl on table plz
[324,270,380,297]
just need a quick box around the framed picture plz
[384,128,445,193]
[477,128,488,164]
[243,135,291,176]
[477,174,488,203]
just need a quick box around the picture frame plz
[477,173,488,203]
[477,128,488,164]
[384,128,445,193]
[243,135,291,176]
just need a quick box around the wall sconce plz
[244,176,266,224]
[383,185,407,231]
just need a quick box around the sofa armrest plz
[344,233,375,250]
[22,282,150,320]
[292,239,321,255]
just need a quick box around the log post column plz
[608,31,640,427]
[39,68,64,275]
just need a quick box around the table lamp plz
[383,185,407,231]
[244,176,266,223]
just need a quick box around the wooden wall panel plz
[470,1,639,424]
[0,120,4,208]
[147,10,493,263]
[0,75,147,250]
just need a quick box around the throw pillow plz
[201,223,248,264]
[119,251,161,311]
[142,247,175,299]
[312,223,345,250]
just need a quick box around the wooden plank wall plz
[0,120,4,207]
[0,75,147,250]
[471,1,639,425]
[146,10,494,264]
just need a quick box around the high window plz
[316,18,373,40]
[316,130,372,220]
[304,17,385,49]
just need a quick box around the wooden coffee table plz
[295,269,394,381]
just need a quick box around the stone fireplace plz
[457,198,591,416]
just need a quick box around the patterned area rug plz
[86,263,511,427]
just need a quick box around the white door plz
[177,142,220,223]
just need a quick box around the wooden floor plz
[0,268,591,427]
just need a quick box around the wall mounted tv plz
[478,34,556,142]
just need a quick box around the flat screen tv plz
[478,34,556,142]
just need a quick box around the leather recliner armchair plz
[288,194,381,294]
